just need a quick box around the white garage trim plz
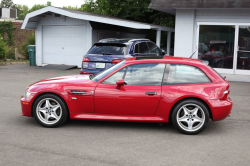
[21,6,174,32]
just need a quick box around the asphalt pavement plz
[0,64,250,166]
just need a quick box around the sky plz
[13,0,85,8]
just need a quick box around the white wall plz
[174,9,195,58]
[35,14,92,66]
[174,9,250,59]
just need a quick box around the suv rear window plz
[88,43,127,55]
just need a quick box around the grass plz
[0,59,29,65]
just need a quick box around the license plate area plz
[96,63,106,68]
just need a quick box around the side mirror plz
[161,49,166,55]
[116,79,125,89]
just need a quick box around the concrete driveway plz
[0,64,250,166]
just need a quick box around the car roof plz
[125,56,206,66]
[98,38,150,44]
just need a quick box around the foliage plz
[0,35,7,59]
[12,4,29,20]
[5,47,15,59]
[79,0,175,28]
[0,21,14,46]
[0,0,13,8]
[63,6,78,10]
[13,1,51,20]
[19,32,35,58]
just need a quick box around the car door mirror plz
[161,49,166,55]
[116,79,125,89]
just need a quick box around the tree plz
[0,0,13,8]
[12,4,29,20]
[79,0,175,27]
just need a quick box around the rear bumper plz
[20,95,32,117]
[209,97,233,121]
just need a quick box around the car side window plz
[102,68,127,84]
[134,42,150,54]
[124,63,165,85]
[166,64,211,85]
[147,42,162,54]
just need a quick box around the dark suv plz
[80,38,165,74]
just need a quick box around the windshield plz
[92,61,126,82]
[88,45,127,55]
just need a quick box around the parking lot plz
[0,64,250,166]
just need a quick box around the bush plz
[6,47,15,59]
[0,35,7,60]
[19,32,35,58]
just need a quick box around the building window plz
[198,25,235,69]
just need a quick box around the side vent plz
[71,90,87,95]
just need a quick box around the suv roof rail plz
[128,39,150,42]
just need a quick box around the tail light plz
[213,56,219,59]
[112,59,124,63]
[82,57,90,62]
[220,89,230,100]
[80,71,89,74]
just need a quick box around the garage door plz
[43,26,86,66]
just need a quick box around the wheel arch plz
[31,92,69,117]
[168,97,213,122]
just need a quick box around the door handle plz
[145,92,157,95]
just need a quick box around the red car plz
[21,57,232,134]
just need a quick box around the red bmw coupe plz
[21,56,232,134]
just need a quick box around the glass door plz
[235,24,250,75]
[197,23,236,74]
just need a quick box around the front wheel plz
[171,99,209,135]
[33,94,68,127]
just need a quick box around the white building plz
[21,6,174,67]
[149,0,250,81]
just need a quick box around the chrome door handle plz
[145,92,157,95]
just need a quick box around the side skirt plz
[70,113,169,123]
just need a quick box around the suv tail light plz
[82,57,90,62]
[112,59,124,63]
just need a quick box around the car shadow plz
[21,117,230,135]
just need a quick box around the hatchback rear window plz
[88,43,127,55]
[166,64,211,85]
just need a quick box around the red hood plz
[27,74,93,91]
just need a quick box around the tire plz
[32,94,68,128]
[171,99,209,135]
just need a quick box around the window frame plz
[102,62,167,86]
[162,63,212,85]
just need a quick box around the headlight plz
[24,91,31,99]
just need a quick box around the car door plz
[94,63,166,115]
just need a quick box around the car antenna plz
[189,48,198,58]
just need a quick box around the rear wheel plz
[171,99,209,135]
[33,94,68,127]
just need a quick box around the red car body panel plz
[21,57,233,122]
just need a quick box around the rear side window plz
[88,45,127,55]
[166,64,211,85]
[134,42,149,54]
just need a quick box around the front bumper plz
[20,95,32,117]
[209,97,233,121]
